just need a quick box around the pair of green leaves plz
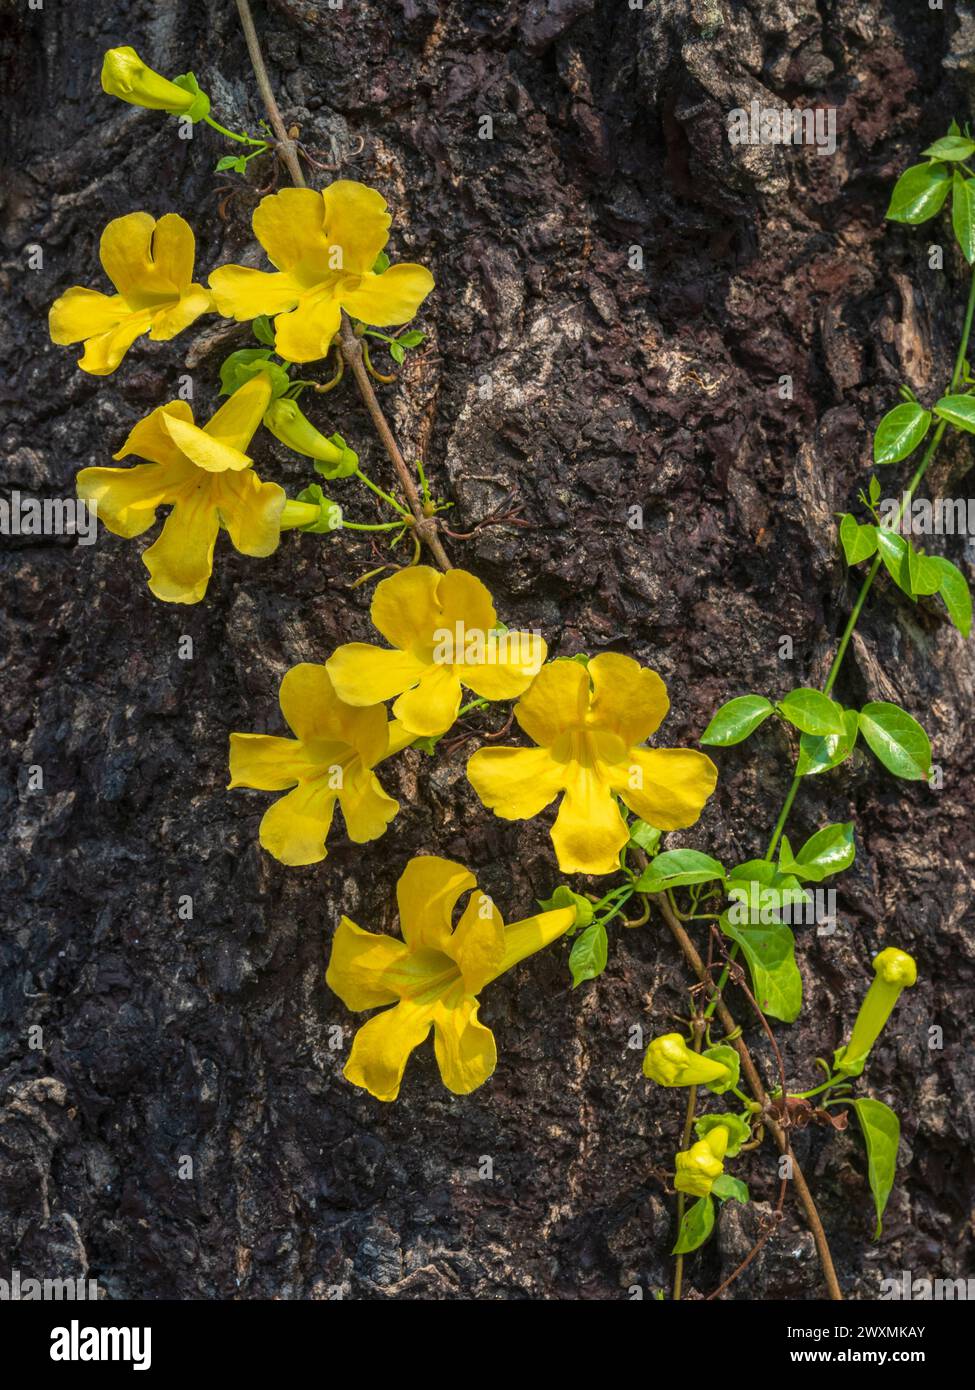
[219,347,291,399]
[886,128,975,263]
[702,689,932,782]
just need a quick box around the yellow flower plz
[101,46,209,120]
[834,946,918,1078]
[674,1126,729,1198]
[326,855,577,1101]
[49,212,213,375]
[325,566,546,738]
[467,654,718,876]
[228,664,414,866]
[643,1033,732,1088]
[208,182,434,362]
[76,375,284,604]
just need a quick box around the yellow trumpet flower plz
[326,855,577,1101]
[467,654,718,875]
[229,664,414,866]
[208,182,434,362]
[49,212,213,375]
[76,375,284,604]
[326,566,546,738]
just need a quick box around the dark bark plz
[1,0,973,1300]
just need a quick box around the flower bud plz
[674,1126,729,1198]
[101,47,210,121]
[263,399,358,478]
[643,1033,732,1088]
[835,947,917,1077]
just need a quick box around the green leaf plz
[851,1098,900,1238]
[398,330,425,348]
[694,1112,752,1157]
[907,543,942,596]
[538,884,594,931]
[218,348,290,399]
[215,154,243,172]
[672,1196,715,1254]
[868,474,882,505]
[933,393,975,433]
[700,695,774,746]
[922,134,975,161]
[389,340,406,365]
[885,162,950,223]
[839,514,878,565]
[953,171,975,263]
[568,920,608,987]
[701,1044,740,1095]
[926,555,973,636]
[711,1174,750,1205]
[858,700,932,780]
[720,915,802,1022]
[252,314,276,346]
[777,688,846,737]
[635,849,725,892]
[795,709,859,777]
[875,529,915,598]
[627,820,662,854]
[372,251,390,274]
[778,822,855,882]
[872,402,932,464]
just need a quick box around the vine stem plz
[707,264,975,1014]
[656,892,843,1301]
[233,0,452,573]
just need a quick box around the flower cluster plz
[230,565,717,876]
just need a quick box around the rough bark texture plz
[1,0,973,1301]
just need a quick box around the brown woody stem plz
[233,0,451,571]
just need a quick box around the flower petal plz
[228,732,316,790]
[337,764,399,842]
[339,263,435,326]
[466,745,565,819]
[142,490,220,604]
[217,470,286,558]
[161,412,252,473]
[280,662,389,766]
[204,374,274,453]
[76,462,173,538]
[326,915,410,1012]
[396,855,477,952]
[371,565,442,649]
[326,642,428,707]
[114,400,195,468]
[258,780,337,865]
[272,291,342,363]
[432,993,497,1095]
[589,652,670,745]
[49,287,127,345]
[252,187,334,279]
[392,662,462,737]
[76,310,154,375]
[148,283,213,341]
[449,892,505,994]
[494,907,577,979]
[208,264,302,320]
[612,747,718,831]
[343,998,435,1101]
[514,658,591,748]
[99,211,176,304]
[550,763,629,875]
[462,630,547,701]
[322,181,391,275]
[148,213,196,292]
